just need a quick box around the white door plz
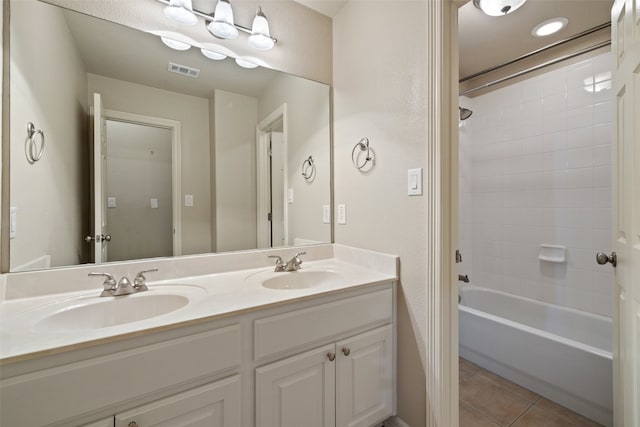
[91,93,108,263]
[256,344,336,427]
[115,376,241,427]
[336,326,394,427]
[270,131,286,247]
[610,1,640,426]
[256,131,272,249]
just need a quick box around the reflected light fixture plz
[235,58,258,69]
[532,17,568,37]
[201,48,227,60]
[473,0,527,16]
[164,0,198,26]
[207,0,239,39]
[161,37,191,50]
[248,7,275,50]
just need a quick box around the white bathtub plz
[459,286,613,426]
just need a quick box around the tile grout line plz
[508,399,538,427]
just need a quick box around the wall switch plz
[9,207,17,239]
[408,168,423,196]
[288,188,294,204]
[322,205,330,224]
[185,194,194,207]
[107,197,116,208]
[337,204,346,225]
[150,198,159,209]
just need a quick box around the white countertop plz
[0,252,397,363]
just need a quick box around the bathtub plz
[459,286,613,427]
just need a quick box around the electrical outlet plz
[337,204,346,225]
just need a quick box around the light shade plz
[164,0,198,26]
[235,57,258,69]
[532,17,568,37]
[201,48,227,60]
[207,0,239,39]
[161,37,191,50]
[248,7,275,50]
[473,0,527,16]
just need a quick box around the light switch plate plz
[107,197,116,208]
[288,188,294,204]
[337,204,346,225]
[322,205,330,224]
[150,198,159,209]
[407,168,423,196]
[185,195,194,207]
[9,207,16,239]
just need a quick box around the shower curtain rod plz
[459,40,611,97]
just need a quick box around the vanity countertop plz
[0,247,398,364]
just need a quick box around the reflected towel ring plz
[301,155,315,181]
[26,122,45,163]
[351,137,374,170]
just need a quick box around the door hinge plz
[267,212,272,221]
[455,250,463,264]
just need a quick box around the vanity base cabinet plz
[256,325,393,427]
[115,375,241,427]
[256,344,336,427]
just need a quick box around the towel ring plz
[26,122,45,163]
[351,137,373,170]
[301,155,315,181]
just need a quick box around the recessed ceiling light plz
[161,37,191,51]
[532,17,568,37]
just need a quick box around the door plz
[256,344,336,427]
[336,326,394,427]
[115,376,241,427]
[270,131,285,247]
[90,93,108,263]
[610,1,640,426]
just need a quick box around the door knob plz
[327,352,336,361]
[596,251,617,267]
[341,347,351,356]
[102,234,111,242]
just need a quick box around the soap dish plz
[538,244,566,263]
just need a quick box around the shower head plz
[459,107,473,121]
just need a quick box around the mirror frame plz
[0,0,335,274]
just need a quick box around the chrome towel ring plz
[26,122,45,163]
[301,155,315,181]
[351,137,374,171]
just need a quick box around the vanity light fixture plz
[473,0,527,16]
[532,17,568,37]
[157,0,277,50]
[164,0,198,26]
[235,57,259,69]
[201,48,227,60]
[161,36,191,50]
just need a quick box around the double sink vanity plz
[0,244,398,427]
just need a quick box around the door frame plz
[256,103,288,249]
[103,109,182,257]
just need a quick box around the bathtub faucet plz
[458,274,470,283]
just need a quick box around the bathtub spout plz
[458,274,470,283]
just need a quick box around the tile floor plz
[459,357,604,427]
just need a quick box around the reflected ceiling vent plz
[168,62,200,78]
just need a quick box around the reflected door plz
[91,93,108,263]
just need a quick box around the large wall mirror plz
[7,0,331,272]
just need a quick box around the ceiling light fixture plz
[532,17,568,37]
[163,0,198,26]
[473,0,527,16]
[207,0,238,39]
[248,7,275,50]
[201,48,227,60]
[235,57,259,69]
[161,36,191,50]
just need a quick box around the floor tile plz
[459,374,533,426]
[459,401,501,427]
[534,398,604,427]
[475,369,539,403]
[460,358,480,383]
[511,405,578,427]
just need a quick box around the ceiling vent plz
[168,62,200,78]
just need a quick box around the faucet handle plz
[268,255,285,271]
[88,272,117,297]
[134,268,158,291]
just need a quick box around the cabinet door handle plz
[327,352,336,361]
[341,347,351,356]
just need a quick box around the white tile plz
[566,268,596,292]
[566,85,594,109]
[567,105,594,129]
[557,188,594,208]
[593,187,612,208]
[501,242,539,261]
[542,69,568,96]
[566,126,594,149]
[593,51,612,75]
[567,248,598,270]
[566,58,594,89]
[594,101,613,124]
[566,147,594,169]
[502,139,524,158]
[593,208,612,230]
[522,119,546,137]
[499,84,523,109]
[592,228,613,251]
[555,207,593,228]
[594,144,612,166]
[543,92,568,114]
[565,167,594,188]
[544,110,568,133]
[521,98,544,119]
[522,75,544,101]
[594,123,612,145]
[556,227,593,249]
[594,165,612,187]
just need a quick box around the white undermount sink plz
[260,270,343,290]
[33,285,205,332]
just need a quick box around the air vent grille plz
[168,62,200,78]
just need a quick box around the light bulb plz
[164,0,198,26]
[161,37,191,51]
[201,48,227,60]
[208,0,238,39]
[248,7,274,50]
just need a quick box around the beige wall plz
[258,73,331,245]
[333,1,429,425]
[10,0,88,270]
[87,73,212,255]
[214,90,258,252]
[105,121,173,261]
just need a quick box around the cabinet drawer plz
[0,324,241,427]
[254,288,392,361]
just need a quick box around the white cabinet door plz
[81,418,114,427]
[256,344,336,427]
[114,375,241,427]
[336,325,394,427]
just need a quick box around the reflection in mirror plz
[8,0,331,272]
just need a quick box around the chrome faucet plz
[268,252,306,272]
[89,268,158,297]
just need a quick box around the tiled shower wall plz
[458,51,614,317]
